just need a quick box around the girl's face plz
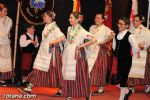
[117,19,128,32]
[69,14,78,26]
[0,7,7,17]
[43,13,52,24]
[133,17,142,28]
[27,26,35,35]
[94,14,104,26]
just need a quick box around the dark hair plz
[0,3,6,12]
[134,14,145,22]
[71,12,80,19]
[44,10,56,21]
[24,23,34,32]
[96,13,105,19]
[119,17,130,25]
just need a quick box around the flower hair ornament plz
[50,11,56,20]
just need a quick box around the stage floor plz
[0,85,150,100]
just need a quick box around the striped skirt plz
[62,48,90,98]
[1,70,14,81]
[90,45,108,87]
[27,45,63,88]
[128,49,150,85]
[0,43,14,81]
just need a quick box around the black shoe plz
[54,92,62,96]
[86,97,90,100]
[21,81,29,87]
[124,89,132,100]
[92,91,104,96]
[0,81,7,86]
[129,85,135,93]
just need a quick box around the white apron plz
[62,24,92,80]
[87,24,112,73]
[0,16,12,72]
[33,22,64,72]
[129,25,150,78]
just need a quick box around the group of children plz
[0,3,150,100]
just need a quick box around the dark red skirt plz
[110,56,119,84]
[90,45,108,87]
[27,45,63,88]
[21,53,33,71]
[62,48,90,98]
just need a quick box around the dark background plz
[0,0,148,84]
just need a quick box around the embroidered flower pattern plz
[44,22,57,39]
[68,24,82,43]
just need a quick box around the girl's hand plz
[98,42,104,45]
[31,40,36,45]
[49,42,53,47]
[77,45,83,50]
[139,41,145,50]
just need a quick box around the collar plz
[117,29,128,39]
[27,33,34,37]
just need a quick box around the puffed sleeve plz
[105,26,113,36]
[54,27,65,39]
[19,34,31,47]
[143,29,150,48]
[129,34,140,54]
[89,25,95,34]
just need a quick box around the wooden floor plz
[0,85,150,100]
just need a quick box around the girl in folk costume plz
[0,3,14,86]
[19,24,39,83]
[62,12,96,100]
[113,17,139,100]
[128,15,150,93]
[89,13,114,95]
[19,10,65,94]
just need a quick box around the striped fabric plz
[90,45,108,87]
[27,45,63,88]
[1,70,14,81]
[128,49,150,85]
[62,48,90,97]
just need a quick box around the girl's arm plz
[77,37,97,49]
[49,36,65,47]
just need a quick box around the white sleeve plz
[54,27,65,39]
[19,35,31,47]
[128,34,140,53]
[35,35,39,48]
[84,30,93,40]
[89,25,94,34]
[105,27,113,36]
[143,29,150,49]
[112,37,116,51]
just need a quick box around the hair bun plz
[51,11,56,20]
